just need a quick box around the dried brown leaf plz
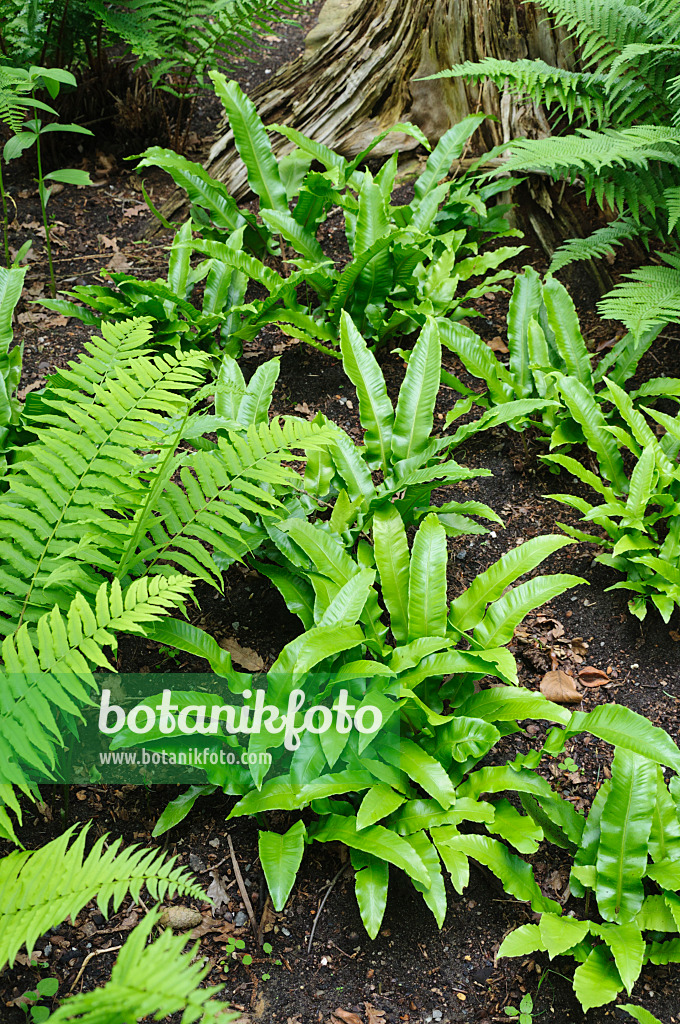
[331,1011,363,1024]
[206,870,230,915]
[539,669,582,704]
[578,665,610,688]
[219,637,265,672]
[364,1004,386,1024]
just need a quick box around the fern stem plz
[0,161,9,267]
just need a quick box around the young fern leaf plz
[0,574,193,788]
[549,218,641,273]
[0,824,204,970]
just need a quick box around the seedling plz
[18,976,58,1023]
[557,756,581,773]
[0,65,92,293]
[505,993,533,1023]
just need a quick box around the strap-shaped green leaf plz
[312,814,431,886]
[407,513,447,640]
[596,749,655,923]
[351,849,388,939]
[340,312,394,468]
[620,1004,665,1024]
[569,704,680,772]
[507,267,542,398]
[373,503,410,644]
[210,73,287,214]
[449,535,574,632]
[135,147,246,232]
[592,922,645,993]
[473,573,584,648]
[413,115,486,200]
[382,737,456,809]
[238,357,280,427]
[392,319,441,463]
[404,830,447,927]
[497,923,546,959]
[573,945,623,1012]
[0,265,26,359]
[555,374,628,491]
[260,208,326,262]
[539,913,590,958]
[543,276,592,385]
[439,834,560,913]
[259,820,306,911]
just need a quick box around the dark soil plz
[2,5,680,1024]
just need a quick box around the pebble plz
[432,1011,443,1020]
[456,549,467,560]
[209,838,220,849]
[234,911,248,928]
[189,854,206,872]
[281,926,291,936]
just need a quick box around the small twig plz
[227,834,259,946]
[307,863,347,954]
[199,854,229,874]
[68,944,122,994]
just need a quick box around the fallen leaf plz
[106,252,132,272]
[331,1011,363,1024]
[258,895,277,936]
[364,1005,386,1024]
[98,234,119,252]
[578,665,610,688]
[206,870,230,915]
[219,637,265,672]
[540,669,582,704]
[159,905,203,930]
[670,630,680,642]
[294,401,314,420]
[117,909,140,931]
[123,202,148,218]
[487,335,509,354]
[190,912,234,940]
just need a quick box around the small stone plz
[456,549,467,560]
[281,926,291,936]
[432,1012,443,1020]
[209,838,220,849]
[234,911,248,928]
[189,854,206,872]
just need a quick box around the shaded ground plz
[2,6,680,1024]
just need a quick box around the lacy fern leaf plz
[549,218,642,273]
[48,908,233,1024]
[0,343,208,634]
[597,259,680,335]
[0,824,204,970]
[0,574,193,788]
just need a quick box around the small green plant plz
[498,744,680,1013]
[505,993,533,1023]
[557,756,580,773]
[44,217,246,351]
[545,375,680,621]
[438,266,664,453]
[0,64,92,293]
[0,263,27,478]
[18,977,58,1022]
[134,75,523,353]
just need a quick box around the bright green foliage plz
[545,375,680,620]
[0,824,204,969]
[0,264,26,471]
[0,826,233,1022]
[298,313,548,539]
[504,992,533,1023]
[438,266,663,457]
[498,748,680,1012]
[0,64,92,292]
[135,77,523,352]
[130,498,585,936]
[549,217,643,273]
[425,0,680,336]
[43,219,247,351]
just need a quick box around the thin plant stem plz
[33,110,56,296]
[0,160,9,266]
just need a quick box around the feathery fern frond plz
[0,575,194,787]
[42,317,155,396]
[0,823,204,970]
[118,416,339,583]
[597,258,680,335]
[504,126,680,178]
[536,0,660,68]
[0,345,208,634]
[431,59,609,125]
[548,218,642,272]
[665,185,680,232]
[48,908,234,1024]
